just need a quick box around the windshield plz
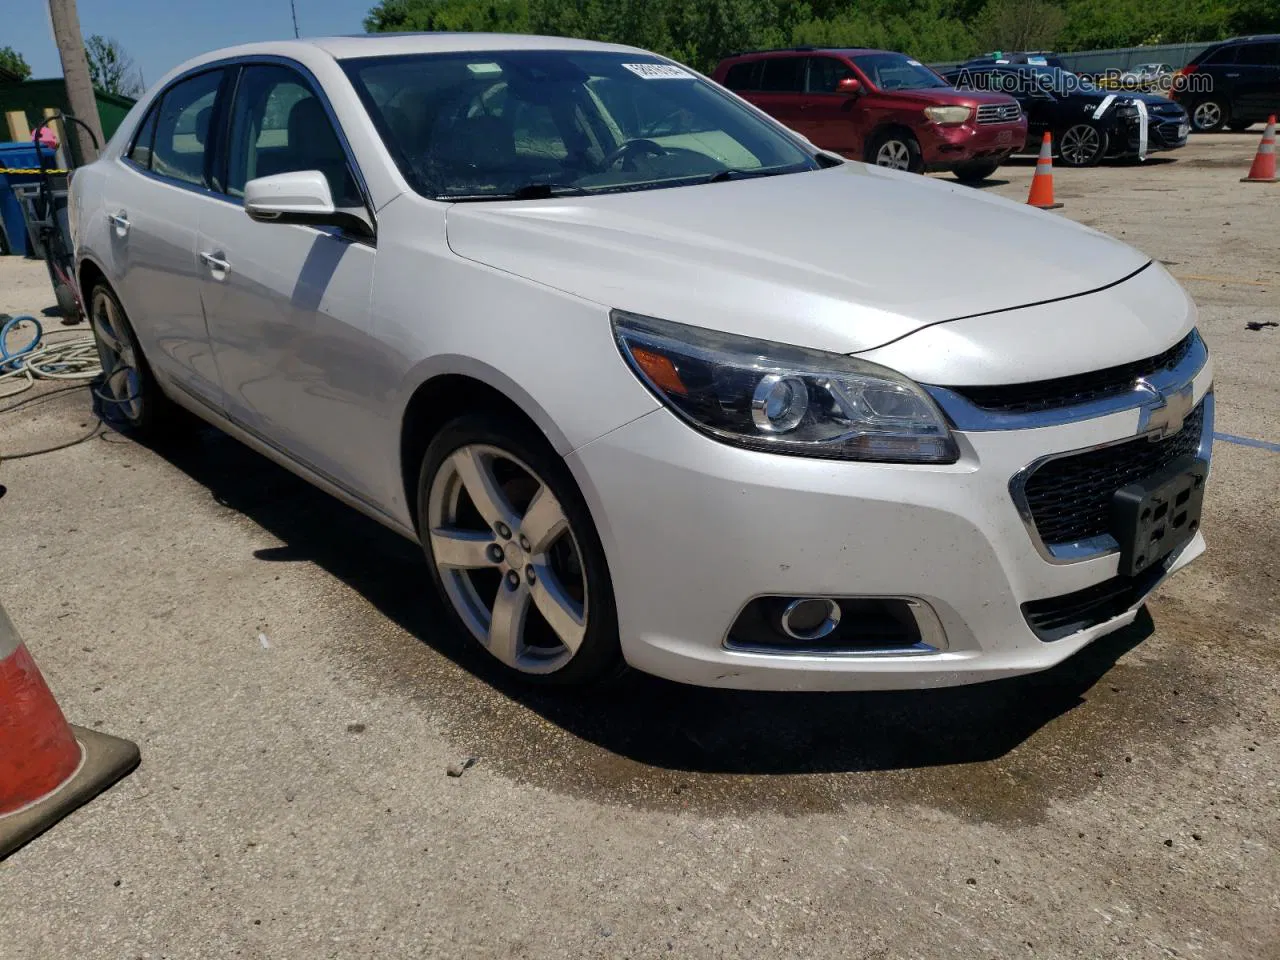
[342,50,818,201]
[1028,65,1095,93]
[850,53,949,91]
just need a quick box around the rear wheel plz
[867,130,923,173]
[88,282,186,436]
[1057,123,1108,167]
[418,413,622,686]
[952,160,1001,184]
[1190,98,1228,132]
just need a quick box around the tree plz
[973,0,1066,53]
[84,34,144,98]
[0,45,32,80]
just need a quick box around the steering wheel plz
[601,137,670,170]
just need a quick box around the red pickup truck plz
[713,48,1028,183]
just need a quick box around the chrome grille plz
[976,103,1021,124]
[1021,401,1205,546]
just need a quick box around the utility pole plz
[47,0,105,164]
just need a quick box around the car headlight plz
[612,311,958,464]
[923,105,972,124]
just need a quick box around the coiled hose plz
[0,314,102,400]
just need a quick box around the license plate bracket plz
[1111,455,1208,577]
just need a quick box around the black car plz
[943,64,1189,166]
[962,51,1067,70]
[1172,35,1280,132]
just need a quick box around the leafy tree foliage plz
[0,46,32,81]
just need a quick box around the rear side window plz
[758,57,805,92]
[150,70,224,188]
[127,105,159,168]
[1201,44,1239,66]
[723,61,760,91]
[1239,42,1280,66]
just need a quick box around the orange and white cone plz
[1,601,138,859]
[1241,115,1278,183]
[1027,131,1064,210]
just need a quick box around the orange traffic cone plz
[0,601,139,859]
[1027,131,1063,210]
[1241,115,1278,183]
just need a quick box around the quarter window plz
[226,64,362,207]
[149,70,224,187]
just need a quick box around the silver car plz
[70,34,1213,690]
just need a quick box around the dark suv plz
[713,48,1026,182]
[1174,35,1280,132]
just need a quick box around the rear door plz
[739,55,810,135]
[106,67,230,409]
[196,61,380,498]
[801,55,864,156]
[1232,42,1280,121]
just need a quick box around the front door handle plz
[199,251,230,273]
[107,211,130,235]
[1225,72,1240,77]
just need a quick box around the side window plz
[150,70,224,187]
[758,57,806,93]
[723,61,760,91]
[226,64,362,207]
[1203,45,1238,66]
[127,104,159,168]
[806,57,855,93]
[1241,42,1280,66]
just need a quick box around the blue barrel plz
[0,143,58,256]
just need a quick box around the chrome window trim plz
[1010,389,1214,565]
[722,595,948,657]
[924,328,1207,432]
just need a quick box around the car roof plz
[723,47,887,60]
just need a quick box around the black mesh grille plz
[1022,401,1205,546]
[952,333,1195,415]
[1022,565,1165,642]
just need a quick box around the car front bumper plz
[919,119,1028,169]
[567,366,1212,691]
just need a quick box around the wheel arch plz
[397,357,573,534]
[864,122,921,162]
[76,255,111,305]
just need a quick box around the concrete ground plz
[1,132,1277,959]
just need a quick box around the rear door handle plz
[199,251,230,273]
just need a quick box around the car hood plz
[444,162,1149,354]
[1075,88,1180,109]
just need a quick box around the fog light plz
[780,597,841,640]
[751,374,807,433]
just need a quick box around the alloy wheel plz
[426,443,587,675]
[90,289,143,421]
[1193,101,1222,131]
[874,139,912,170]
[1059,124,1102,165]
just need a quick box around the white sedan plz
[69,33,1213,690]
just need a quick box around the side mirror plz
[837,77,862,95]
[244,170,372,238]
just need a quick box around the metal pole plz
[290,0,300,38]
[46,0,105,164]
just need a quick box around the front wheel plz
[1190,99,1228,132]
[952,161,1001,184]
[867,130,923,173]
[1057,123,1108,167]
[418,414,622,686]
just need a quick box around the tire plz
[1228,120,1254,132]
[952,160,1001,184]
[417,413,622,687]
[1190,98,1228,132]
[867,130,923,173]
[87,282,187,437]
[1057,123,1108,167]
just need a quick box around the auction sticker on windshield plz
[623,63,693,79]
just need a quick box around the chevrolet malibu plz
[70,34,1213,690]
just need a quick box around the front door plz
[1232,41,1280,122]
[802,56,864,156]
[197,62,380,499]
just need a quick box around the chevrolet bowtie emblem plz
[1135,378,1194,439]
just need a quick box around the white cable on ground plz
[0,315,101,400]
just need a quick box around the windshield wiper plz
[439,183,590,202]
[699,165,809,185]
